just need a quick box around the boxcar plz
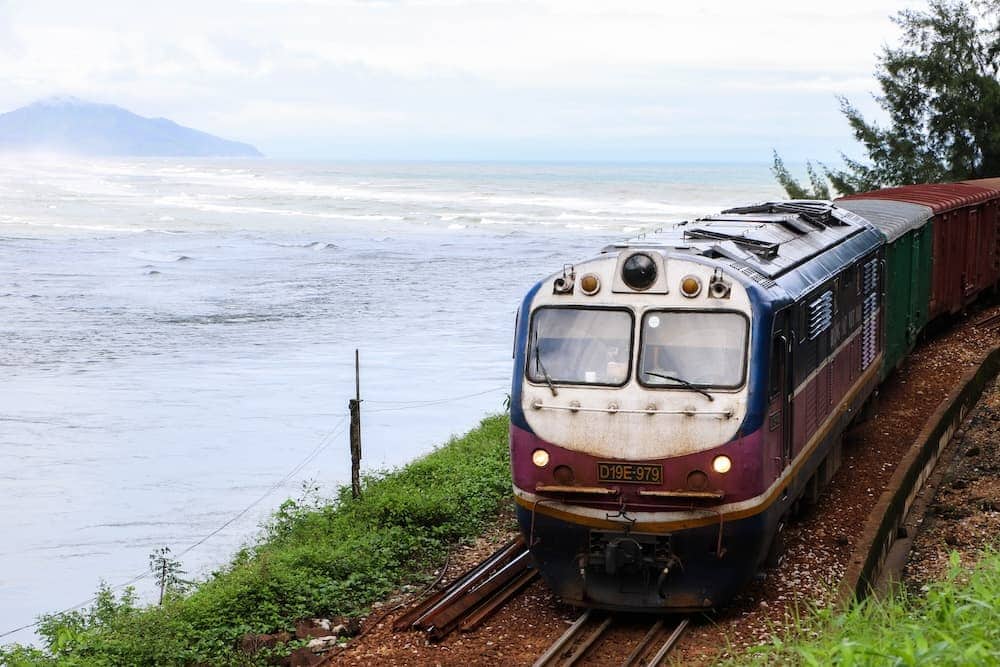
[835,199,933,376]
[840,184,1000,318]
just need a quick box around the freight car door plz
[965,207,980,298]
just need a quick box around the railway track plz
[533,611,689,667]
[392,536,688,665]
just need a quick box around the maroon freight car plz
[840,183,1000,317]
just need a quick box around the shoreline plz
[0,416,513,666]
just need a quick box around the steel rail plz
[621,619,664,667]
[532,610,594,667]
[393,535,524,632]
[459,567,538,632]
[424,551,532,640]
[534,613,688,667]
[563,615,612,666]
[644,617,689,666]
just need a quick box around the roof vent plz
[722,201,843,228]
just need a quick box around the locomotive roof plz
[604,201,870,280]
[835,198,933,243]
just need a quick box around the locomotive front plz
[510,246,776,612]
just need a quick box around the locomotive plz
[509,180,1000,612]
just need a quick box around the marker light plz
[686,470,709,490]
[532,449,550,468]
[580,273,601,295]
[680,275,702,298]
[553,465,575,484]
[712,455,732,474]
[622,253,657,290]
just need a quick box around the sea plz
[0,158,784,643]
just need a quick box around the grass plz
[737,548,1000,666]
[0,414,512,666]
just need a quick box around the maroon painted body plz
[790,315,869,459]
[511,424,767,508]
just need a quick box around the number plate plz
[597,461,663,484]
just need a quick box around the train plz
[509,179,1000,612]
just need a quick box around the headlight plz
[622,253,657,290]
[712,455,732,474]
[532,449,550,467]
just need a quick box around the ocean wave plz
[154,194,406,221]
[439,214,481,223]
[158,313,289,325]
[269,241,339,250]
[3,219,149,234]
[130,252,193,263]
[28,161,732,230]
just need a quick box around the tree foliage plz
[772,152,831,200]
[149,546,191,604]
[775,0,1000,197]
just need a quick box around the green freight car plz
[837,199,934,377]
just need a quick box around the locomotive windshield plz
[527,307,632,386]
[639,311,748,389]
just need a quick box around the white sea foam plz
[3,218,148,234]
[153,194,406,222]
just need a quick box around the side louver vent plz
[728,262,777,289]
[861,258,879,370]
[808,290,834,340]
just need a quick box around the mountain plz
[0,97,262,157]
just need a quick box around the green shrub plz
[1,415,512,666]
[741,548,1000,666]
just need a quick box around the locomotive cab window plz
[638,311,748,389]
[527,307,633,386]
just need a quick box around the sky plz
[0,0,924,161]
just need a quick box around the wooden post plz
[349,349,362,499]
[159,558,167,605]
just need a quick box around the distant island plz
[0,96,262,157]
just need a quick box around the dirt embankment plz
[902,373,1000,589]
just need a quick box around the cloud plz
[207,100,409,136]
[0,0,915,159]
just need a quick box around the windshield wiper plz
[534,346,559,397]
[643,370,714,402]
